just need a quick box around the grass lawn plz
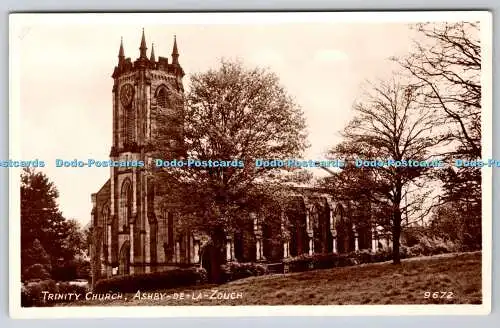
[67,251,481,306]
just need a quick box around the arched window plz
[118,241,130,275]
[156,87,171,109]
[119,180,132,231]
[101,204,109,227]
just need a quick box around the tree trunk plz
[392,209,402,265]
[391,178,403,265]
[208,245,223,282]
[208,229,226,283]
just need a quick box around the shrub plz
[94,267,207,293]
[403,225,464,256]
[408,244,425,257]
[314,253,358,268]
[311,253,338,269]
[21,279,57,307]
[267,262,284,273]
[23,264,51,281]
[283,254,313,272]
[220,262,268,283]
[409,235,460,256]
[371,249,392,263]
[399,245,410,259]
[57,282,89,295]
[354,249,373,264]
[195,266,208,283]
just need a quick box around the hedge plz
[283,249,401,273]
[94,267,207,293]
[220,262,268,283]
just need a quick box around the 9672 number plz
[423,291,454,299]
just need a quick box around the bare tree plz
[397,22,481,158]
[396,22,482,237]
[333,78,442,264]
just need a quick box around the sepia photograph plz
[8,12,492,317]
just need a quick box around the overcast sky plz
[13,14,459,226]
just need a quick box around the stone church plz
[90,31,383,283]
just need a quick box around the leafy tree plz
[152,59,307,280]
[51,219,88,281]
[82,225,92,257]
[60,219,86,259]
[20,168,82,273]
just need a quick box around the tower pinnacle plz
[150,43,156,62]
[139,28,148,59]
[171,35,179,65]
[118,37,125,62]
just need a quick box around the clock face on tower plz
[120,84,134,106]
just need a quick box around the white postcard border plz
[8,11,493,318]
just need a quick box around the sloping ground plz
[68,252,481,306]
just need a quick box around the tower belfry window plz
[157,88,169,108]
[125,106,134,144]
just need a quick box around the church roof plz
[94,178,111,198]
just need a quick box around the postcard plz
[8,11,492,318]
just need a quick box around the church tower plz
[105,30,185,275]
